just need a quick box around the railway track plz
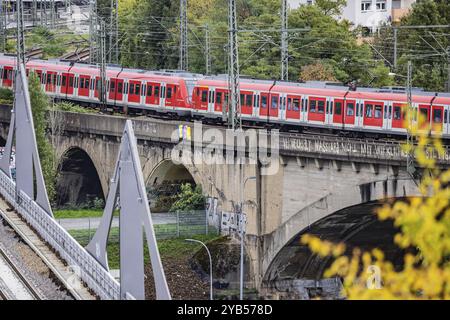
[0,246,43,300]
[61,48,90,62]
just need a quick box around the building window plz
[361,1,372,11]
[376,0,386,11]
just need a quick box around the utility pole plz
[281,0,288,81]
[393,27,398,70]
[42,0,48,27]
[447,46,450,92]
[16,0,25,67]
[89,0,97,63]
[109,0,119,64]
[179,0,188,70]
[32,0,37,26]
[50,0,55,29]
[228,0,241,130]
[0,0,5,52]
[406,60,417,181]
[205,24,211,75]
[100,20,107,109]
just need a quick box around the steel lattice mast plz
[179,0,188,70]
[281,0,288,81]
[228,0,241,130]
[109,0,119,63]
[89,0,98,63]
[16,0,25,67]
[0,0,6,52]
[100,20,107,109]
[205,24,211,75]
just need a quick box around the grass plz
[69,226,221,269]
[54,209,104,219]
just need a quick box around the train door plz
[308,97,326,122]
[45,71,57,93]
[166,83,177,108]
[61,73,74,96]
[145,82,159,106]
[208,87,215,113]
[269,93,279,118]
[160,83,166,108]
[286,95,301,121]
[383,102,392,130]
[260,93,269,118]
[128,80,142,104]
[363,101,384,128]
[240,91,253,117]
[325,97,333,125]
[214,89,225,114]
[109,78,123,102]
[78,75,91,97]
[354,100,364,127]
[432,105,444,132]
[392,103,405,129]
[418,104,431,129]
[444,106,450,135]
[300,96,308,122]
[333,99,344,124]
[279,94,286,121]
[2,66,13,87]
[252,92,259,118]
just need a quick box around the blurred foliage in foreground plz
[302,115,450,299]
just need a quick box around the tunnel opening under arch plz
[146,159,200,213]
[56,147,104,208]
[263,200,412,299]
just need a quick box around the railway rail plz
[0,246,43,300]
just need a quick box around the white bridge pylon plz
[0,64,53,217]
[86,120,172,300]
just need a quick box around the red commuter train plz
[1,54,450,137]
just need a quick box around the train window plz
[365,104,374,118]
[246,95,252,107]
[271,96,278,109]
[445,110,448,124]
[374,105,383,119]
[287,98,292,111]
[85,78,90,89]
[2,69,7,79]
[335,102,342,115]
[154,86,159,97]
[393,106,401,120]
[117,82,123,93]
[110,81,115,92]
[62,76,67,87]
[201,90,208,103]
[318,101,325,113]
[310,100,317,113]
[129,83,135,95]
[240,94,245,106]
[261,95,267,108]
[433,109,442,123]
[147,85,152,96]
[420,107,428,119]
[135,84,141,95]
[167,87,172,99]
[216,92,222,104]
[347,103,354,116]
[293,98,300,111]
[79,78,84,89]
[47,74,52,84]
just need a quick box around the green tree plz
[170,183,205,212]
[28,73,56,202]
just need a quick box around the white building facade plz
[289,0,416,32]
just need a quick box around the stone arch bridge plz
[1,107,449,294]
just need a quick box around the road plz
[57,213,177,231]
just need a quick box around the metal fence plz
[68,210,219,245]
[0,169,122,300]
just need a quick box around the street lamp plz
[239,175,256,300]
[185,239,213,300]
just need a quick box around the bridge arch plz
[261,178,420,281]
[55,147,105,208]
[146,158,202,212]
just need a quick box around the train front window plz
[365,104,373,118]
[434,109,442,123]
[374,105,383,119]
[394,106,401,120]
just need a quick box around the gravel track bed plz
[0,217,73,300]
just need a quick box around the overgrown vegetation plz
[28,72,57,202]
[0,88,13,105]
[54,101,98,114]
[170,183,205,212]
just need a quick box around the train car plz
[1,54,450,138]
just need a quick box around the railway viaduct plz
[1,106,449,297]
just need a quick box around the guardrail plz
[0,169,122,300]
